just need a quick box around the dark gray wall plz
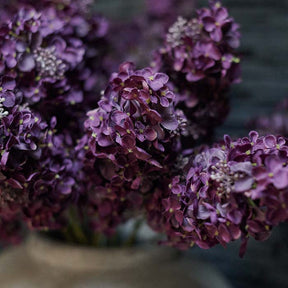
[218,0,288,138]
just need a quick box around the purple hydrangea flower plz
[0,3,110,133]
[201,2,231,42]
[148,131,288,256]
[0,5,112,236]
[78,62,186,235]
[0,7,80,103]
[152,0,241,146]
[0,90,80,231]
[0,0,94,19]
[84,62,182,167]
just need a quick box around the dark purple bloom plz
[77,62,186,235]
[0,3,112,243]
[0,3,111,134]
[201,4,230,42]
[149,132,288,256]
[0,84,81,233]
[152,0,241,147]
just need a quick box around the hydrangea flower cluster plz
[0,0,109,239]
[150,131,288,255]
[0,2,109,133]
[0,0,94,24]
[152,0,241,143]
[0,93,78,233]
[79,62,185,235]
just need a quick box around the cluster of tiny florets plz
[166,16,201,48]
[0,97,8,119]
[33,46,67,80]
[152,0,241,145]
[149,131,288,256]
[0,2,110,125]
[0,0,110,242]
[210,160,248,195]
[79,62,185,234]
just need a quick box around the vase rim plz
[26,234,172,272]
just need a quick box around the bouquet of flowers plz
[0,0,287,258]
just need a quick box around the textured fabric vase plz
[0,235,232,288]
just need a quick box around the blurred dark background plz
[93,0,288,287]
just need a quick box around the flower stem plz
[124,218,143,247]
[66,207,88,245]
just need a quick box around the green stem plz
[62,227,76,243]
[66,208,88,245]
[124,218,143,247]
[248,198,257,208]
